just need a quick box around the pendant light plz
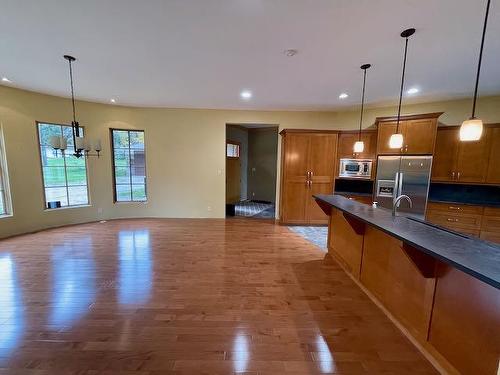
[389,28,415,149]
[354,64,371,154]
[50,55,102,158]
[460,0,491,141]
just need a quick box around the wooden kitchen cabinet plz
[376,121,399,154]
[337,130,377,159]
[431,126,492,183]
[486,127,500,184]
[336,130,377,178]
[431,127,459,182]
[480,207,500,243]
[280,130,338,225]
[404,119,438,154]
[455,130,490,182]
[376,113,441,155]
[426,202,483,237]
[426,202,500,243]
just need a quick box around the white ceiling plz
[1,0,499,110]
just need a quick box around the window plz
[0,127,12,216]
[111,129,147,202]
[226,141,240,158]
[37,122,89,208]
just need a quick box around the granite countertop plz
[314,194,500,289]
[334,191,373,197]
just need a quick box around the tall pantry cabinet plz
[279,130,338,225]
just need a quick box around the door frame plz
[225,139,242,204]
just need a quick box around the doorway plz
[225,124,278,219]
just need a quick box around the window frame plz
[226,140,241,159]
[110,128,147,203]
[0,126,12,218]
[36,121,91,210]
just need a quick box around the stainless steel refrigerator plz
[374,155,433,218]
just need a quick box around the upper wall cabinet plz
[431,127,459,182]
[337,130,377,160]
[376,113,441,155]
[486,127,500,184]
[431,124,498,184]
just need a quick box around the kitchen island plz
[314,194,500,375]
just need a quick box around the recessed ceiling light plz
[339,93,349,99]
[110,98,116,103]
[284,49,298,57]
[1,77,12,83]
[240,90,252,100]
[407,87,419,95]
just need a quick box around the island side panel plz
[328,208,364,278]
[428,263,500,375]
[359,226,436,342]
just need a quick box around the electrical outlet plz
[207,206,212,212]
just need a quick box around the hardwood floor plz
[0,218,438,374]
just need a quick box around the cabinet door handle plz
[457,172,461,180]
[404,145,408,152]
[452,171,455,179]
[446,218,459,222]
[449,206,461,210]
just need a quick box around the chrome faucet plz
[392,195,413,217]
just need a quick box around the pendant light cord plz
[68,59,77,124]
[471,0,491,118]
[358,68,367,141]
[396,37,409,133]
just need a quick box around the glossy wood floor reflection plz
[0,219,438,375]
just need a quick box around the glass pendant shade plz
[49,136,61,149]
[59,137,67,151]
[75,137,85,151]
[353,141,365,153]
[389,133,404,149]
[460,118,483,141]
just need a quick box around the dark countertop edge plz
[314,194,500,290]
[334,191,373,197]
[428,199,500,208]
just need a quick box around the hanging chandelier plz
[389,28,415,149]
[49,55,102,158]
[353,63,371,154]
[460,0,491,141]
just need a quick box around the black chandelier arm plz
[358,65,369,141]
[67,58,78,124]
[396,37,409,133]
[471,0,491,119]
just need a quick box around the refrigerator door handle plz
[393,172,399,205]
[396,172,404,207]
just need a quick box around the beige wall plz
[1,84,500,238]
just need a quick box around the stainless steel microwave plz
[339,158,373,179]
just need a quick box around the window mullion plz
[128,131,133,201]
